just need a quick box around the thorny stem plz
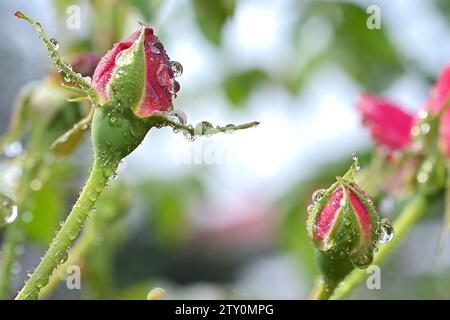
[328,194,428,300]
[14,11,98,105]
[15,158,119,300]
[38,227,95,299]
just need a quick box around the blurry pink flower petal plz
[357,93,414,151]
[430,65,450,113]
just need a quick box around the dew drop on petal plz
[149,40,164,55]
[169,61,183,78]
[168,80,180,94]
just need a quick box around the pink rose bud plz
[428,65,450,157]
[307,174,393,269]
[357,93,414,152]
[92,26,182,117]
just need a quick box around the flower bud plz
[91,26,182,162]
[357,93,414,152]
[92,26,180,117]
[428,65,450,158]
[307,175,391,270]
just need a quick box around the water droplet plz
[23,292,38,300]
[50,38,59,50]
[352,152,358,161]
[417,172,428,184]
[115,51,125,63]
[109,115,121,127]
[169,61,183,78]
[411,126,421,137]
[149,40,164,55]
[12,262,22,275]
[68,228,78,240]
[54,249,68,264]
[311,189,326,204]
[3,141,23,158]
[379,218,394,243]
[4,205,18,224]
[168,80,180,95]
[350,249,373,269]
[88,191,97,202]
[166,110,187,125]
[418,110,428,119]
[307,204,315,214]
[22,211,33,223]
[36,275,49,288]
[30,179,42,191]
[195,121,214,135]
[420,123,431,135]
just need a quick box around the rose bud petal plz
[92,26,180,117]
[306,179,390,270]
[357,93,414,152]
[428,65,450,158]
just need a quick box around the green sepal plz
[91,104,150,163]
[315,251,354,285]
[108,26,146,113]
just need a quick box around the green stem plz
[15,158,119,300]
[38,228,95,299]
[329,194,428,300]
[0,220,23,299]
[309,278,337,300]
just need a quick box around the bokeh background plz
[1,0,450,299]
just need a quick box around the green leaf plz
[23,163,73,245]
[137,176,204,247]
[295,1,404,92]
[192,0,236,46]
[223,69,268,107]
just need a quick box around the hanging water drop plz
[350,248,374,269]
[195,121,214,135]
[167,110,187,125]
[168,80,180,95]
[149,40,164,55]
[352,152,358,161]
[50,38,59,50]
[378,218,394,243]
[169,61,183,78]
[3,141,23,158]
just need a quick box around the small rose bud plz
[92,26,180,117]
[307,171,391,271]
[428,65,450,157]
[91,26,183,162]
[357,93,414,152]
